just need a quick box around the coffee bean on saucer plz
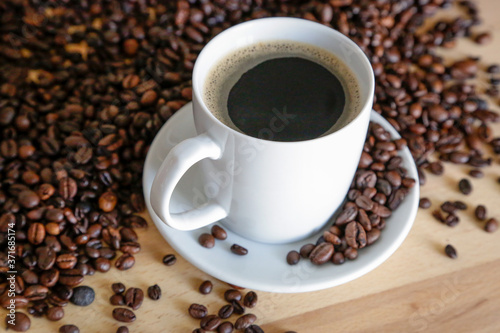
[163,254,177,266]
[299,244,315,258]
[211,225,227,240]
[189,303,208,319]
[309,243,334,265]
[485,218,498,233]
[224,289,242,302]
[445,244,458,259]
[199,280,213,295]
[286,251,300,265]
[199,233,215,248]
[148,284,162,300]
[230,244,248,255]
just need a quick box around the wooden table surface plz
[4,0,500,332]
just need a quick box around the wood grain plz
[3,0,500,332]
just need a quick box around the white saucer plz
[143,103,419,293]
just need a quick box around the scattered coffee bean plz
[224,289,242,302]
[199,233,216,248]
[5,312,30,331]
[453,201,468,210]
[475,205,487,221]
[245,325,265,333]
[211,225,228,240]
[112,283,126,295]
[218,321,234,333]
[419,198,431,209]
[199,280,213,295]
[230,244,248,256]
[218,304,234,319]
[286,251,300,265]
[231,300,245,315]
[243,291,258,308]
[485,218,498,233]
[235,314,257,330]
[163,254,177,266]
[458,178,473,195]
[200,315,221,331]
[445,244,458,259]
[148,284,162,300]
[112,308,136,323]
[189,303,208,319]
[469,169,484,178]
[117,326,129,333]
[110,294,125,306]
[124,287,144,310]
[59,324,80,333]
[70,286,95,306]
[46,306,64,321]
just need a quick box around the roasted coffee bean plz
[124,287,144,310]
[110,294,125,306]
[189,303,208,319]
[235,314,257,330]
[117,326,129,333]
[24,285,49,301]
[231,300,245,315]
[162,254,177,266]
[28,222,46,245]
[453,201,468,210]
[299,243,315,258]
[120,228,138,242]
[458,178,472,195]
[112,282,126,294]
[200,315,221,331]
[218,304,234,319]
[40,268,59,287]
[419,198,431,209]
[211,225,227,240]
[243,291,258,308]
[113,308,136,323]
[230,244,248,256]
[309,243,334,265]
[441,201,457,214]
[46,306,64,321]
[245,325,265,333]
[115,253,135,270]
[345,222,367,249]
[70,286,95,306]
[199,280,213,295]
[224,289,242,302]
[37,246,56,270]
[192,329,207,333]
[344,247,358,260]
[5,312,30,331]
[199,233,215,248]
[53,285,73,301]
[148,284,161,300]
[94,258,111,272]
[469,169,484,178]
[445,244,458,259]
[332,252,345,265]
[475,205,487,221]
[218,321,234,333]
[59,324,80,333]
[286,251,300,265]
[56,254,78,270]
[485,218,498,233]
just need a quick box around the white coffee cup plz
[150,17,374,244]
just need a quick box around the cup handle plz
[150,133,228,230]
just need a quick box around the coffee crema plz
[203,40,361,142]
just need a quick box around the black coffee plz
[204,41,361,142]
[228,57,345,141]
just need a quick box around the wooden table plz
[5,0,500,332]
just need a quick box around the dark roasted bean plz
[419,198,431,209]
[189,303,208,319]
[458,178,472,195]
[112,308,136,323]
[230,244,248,256]
[243,291,258,308]
[46,306,64,321]
[201,315,221,331]
[475,205,487,221]
[218,321,234,333]
[199,280,213,295]
[286,251,300,265]
[234,314,257,330]
[219,304,234,319]
[224,289,242,302]
[163,254,177,266]
[485,218,498,233]
[148,284,161,300]
[309,243,334,265]
[199,233,215,248]
[5,312,31,331]
[124,287,144,310]
[445,244,457,259]
[211,225,228,240]
[59,324,80,333]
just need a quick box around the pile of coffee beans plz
[288,122,416,265]
[1,0,499,330]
